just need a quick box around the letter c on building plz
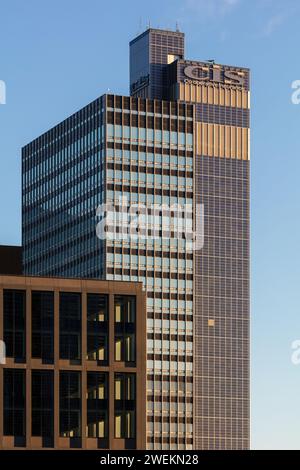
[184,66,208,81]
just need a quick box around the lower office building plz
[0,274,146,449]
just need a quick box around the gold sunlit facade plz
[171,59,250,449]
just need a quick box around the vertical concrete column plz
[26,287,32,447]
[0,288,4,445]
[54,290,60,447]
[136,288,147,450]
[109,293,115,448]
[81,290,87,448]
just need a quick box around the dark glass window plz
[114,296,136,364]
[87,294,108,364]
[87,372,108,439]
[59,293,81,361]
[114,373,136,439]
[3,290,26,361]
[4,369,26,437]
[59,371,81,437]
[32,370,54,438]
[32,291,54,362]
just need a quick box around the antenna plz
[176,21,180,32]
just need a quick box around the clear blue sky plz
[1,0,300,449]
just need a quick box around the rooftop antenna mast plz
[176,21,180,32]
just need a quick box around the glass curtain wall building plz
[23,95,194,449]
[22,28,250,450]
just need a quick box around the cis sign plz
[184,65,245,86]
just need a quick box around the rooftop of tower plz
[129,27,185,46]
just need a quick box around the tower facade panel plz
[168,59,250,449]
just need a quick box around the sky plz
[1,0,300,449]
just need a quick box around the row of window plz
[3,369,136,443]
[107,253,193,268]
[106,148,193,168]
[106,95,193,117]
[106,192,191,208]
[107,125,193,147]
[3,290,136,364]
[107,169,192,186]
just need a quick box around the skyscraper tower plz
[130,28,184,100]
[22,28,250,450]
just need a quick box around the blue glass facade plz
[23,97,106,277]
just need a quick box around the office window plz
[59,293,81,361]
[87,372,108,439]
[4,369,26,437]
[59,371,81,437]
[32,291,54,362]
[3,290,26,361]
[87,294,108,364]
[114,296,136,363]
[114,373,136,439]
[32,370,54,438]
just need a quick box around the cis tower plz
[22,28,250,450]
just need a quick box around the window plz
[114,295,136,363]
[87,372,108,439]
[3,290,26,361]
[87,294,108,364]
[114,373,136,439]
[167,54,180,64]
[32,291,54,362]
[4,369,26,438]
[59,371,81,437]
[32,370,54,439]
[59,293,81,361]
